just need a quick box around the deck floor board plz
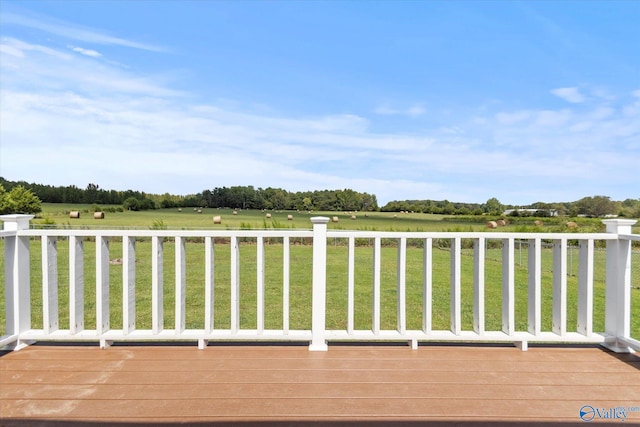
[1,344,639,425]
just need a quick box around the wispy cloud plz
[1,11,165,52]
[551,87,586,103]
[68,45,102,58]
[374,103,427,117]
[1,38,180,97]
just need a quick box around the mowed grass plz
[1,237,638,340]
[36,203,494,232]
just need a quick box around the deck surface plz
[1,343,639,426]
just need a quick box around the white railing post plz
[501,238,515,336]
[450,237,461,335]
[473,238,485,335]
[42,236,59,335]
[527,238,542,336]
[123,236,136,335]
[96,236,111,348]
[309,217,329,351]
[69,236,84,334]
[603,219,637,353]
[1,214,34,350]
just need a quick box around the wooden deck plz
[1,343,639,426]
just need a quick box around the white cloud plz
[550,87,586,103]
[1,11,165,52]
[1,38,181,97]
[69,45,102,57]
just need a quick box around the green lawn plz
[35,203,604,232]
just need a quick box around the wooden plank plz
[2,346,639,424]
[2,368,637,387]
[3,355,637,374]
[2,398,639,421]
[3,382,637,401]
[4,344,639,362]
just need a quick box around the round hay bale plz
[486,221,498,229]
[332,216,339,223]
[497,219,507,226]
[566,221,578,228]
[94,212,105,219]
[351,215,357,220]
[534,220,543,227]
[69,211,80,219]
[213,216,222,224]
[265,213,272,218]
[287,214,293,220]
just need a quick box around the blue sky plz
[1,1,638,205]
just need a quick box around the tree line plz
[0,178,378,213]
[380,195,640,218]
[1,177,636,218]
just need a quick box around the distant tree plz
[484,198,503,215]
[139,198,156,210]
[302,197,313,211]
[0,184,9,213]
[0,185,42,214]
[575,195,617,217]
[123,197,140,211]
[619,198,640,218]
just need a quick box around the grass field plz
[34,203,474,231]
[33,203,638,233]
[1,203,639,342]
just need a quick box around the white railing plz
[1,214,638,352]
